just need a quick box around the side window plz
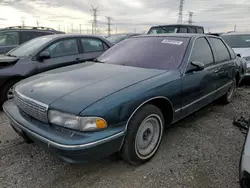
[36,32,53,37]
[81,38,104,53]
[190,37,214,66]
[224,43,236,59]
[42,39,78,58]
[103,42,109,51]
[0,31,19,46]
[209,38,231,62]
[21,31,39,43]
[179,27,188,33]
[197,28,204,34]
[188,27,196,33]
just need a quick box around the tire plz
[0,79,19,105]
[120,104,164,165]
[219,78,236,104]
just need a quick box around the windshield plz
[97,37,189,70]
[7,36,52,57]
[148,26,178,34]
[222,35,250,48]
[106,34,127,44]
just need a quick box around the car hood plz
[15,62,166,115]
[232,48,250,58]
[0,54,19,63]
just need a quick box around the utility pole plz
[58,24,60,31]
[234,24,237,32]
[106,16,112,36]
[21,17,25,27]
[79,24,82,34]
[188,11,194,25]
[116,27,117,34]
[177,0,184,24]
[91,5,99,35]
[36,20,39,27]
[71,23,73,33]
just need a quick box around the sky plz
[0,0,250,35]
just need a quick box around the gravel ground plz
[1,87,250,188]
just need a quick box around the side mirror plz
[187,61,205,73]
[237,53,242,58]
[38,51,50,61]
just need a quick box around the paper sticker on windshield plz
[161,39,183,45]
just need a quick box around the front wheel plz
[120,104,164,165]
[219,78,236,104]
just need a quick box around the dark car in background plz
[3,34,239,165]
[0,34,113,105]
[0,26,64,54]
[222,32,250,79]
[147,24,204,34]
[106,33,141,44]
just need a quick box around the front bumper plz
[3,100,125,163]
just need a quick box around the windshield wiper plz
[6,53,17,57]
[93,59,105,63]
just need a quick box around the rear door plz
[77,37,109,62]
[208,37,235,98]
[181,37,218,116]
[36,38,82,73]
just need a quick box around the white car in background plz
[222,32,250,79]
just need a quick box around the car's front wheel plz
[0,79,19,106]
[120,104,164,165]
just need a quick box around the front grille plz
[14,91,49,123]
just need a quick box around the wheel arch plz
[119,96,174,150]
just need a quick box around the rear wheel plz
[219,78,236,104]
[120,105,164,165]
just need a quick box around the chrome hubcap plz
[135,114,163,159]
[7,86,14,100]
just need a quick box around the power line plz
[106,16,112,36]
[177,0,184,24]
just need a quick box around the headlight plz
[48,110,107,131]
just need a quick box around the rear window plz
[148,26,178,34]
[98,37,190,70]
[222,34,250,48]
[197,28,204,34]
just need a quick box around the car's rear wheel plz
[219,78,236,104]
[120,104,164,165]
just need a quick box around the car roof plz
[150,24,204,28]
[107,33,141,36]
[40,34,108,39]
[221,32,250,36]
[133,33,212,38]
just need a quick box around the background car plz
[3,34,239,165]
[147,24,204,34]
[0,26,64,54]
[221,32,250,80]
[105,33,141,44]
[0,34,113,105]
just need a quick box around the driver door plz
[180,37,218,116]
[35,38,82,73]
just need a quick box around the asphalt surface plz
[1,87,250,188]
